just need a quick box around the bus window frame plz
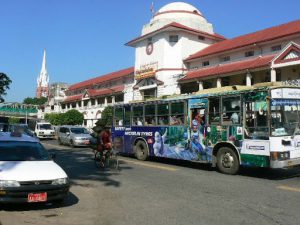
[208,97,221,125]
[132,104,144,126]
[221,95,242,125]
[157,102,170,126]
[114,107,124,127]
[170,101,186,126]
[144,104,156,126]
[244,99,269,140]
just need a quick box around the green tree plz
[23,97,47,105]
[45,110,83,126]
[93,106,113,132]
[64,110,84,125]
[0,72,12,103]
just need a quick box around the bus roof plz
[118,82,300,106]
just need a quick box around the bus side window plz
[222,96,241,125]
[245,101,268,139]
[157,104,169,125]
[132,105,144,126]
[114,107,124,126]
[170,102,185,125]
[124,106,131,126]
[145,105,156,126]
[209,97,220,124]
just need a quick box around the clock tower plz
[126,2,223,101]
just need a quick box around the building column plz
[217,78,222,88]
[95,98,98,106]
[104,97,108,106]
[271,68,277,82]
[76,102,79,109]
[81,100,84,109]
[112,96,115,104]
[246,72,252,86]
[198,81,204,91]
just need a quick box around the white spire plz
[37,49,49,87]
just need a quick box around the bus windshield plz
[271,103,300,136]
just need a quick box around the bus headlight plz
[270,152,290,161]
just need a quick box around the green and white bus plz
[112,84,300,174]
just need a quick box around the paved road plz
[1,140,300,225]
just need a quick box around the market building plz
[44,2,300,128]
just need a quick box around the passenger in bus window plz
[136,118,143,126]
[118,119,123,126]
[230,112,239,124]
[158,116,168,125]
[145,117,155,126]
[170,116,180,125]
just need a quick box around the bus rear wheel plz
[135,140,149,161]
[217,147,239,175]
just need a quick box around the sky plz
[0,0,299,102]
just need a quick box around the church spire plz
[41,49,47,74]
[36,49,50,98]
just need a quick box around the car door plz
[65,128,71,144]
[60,127,67,144]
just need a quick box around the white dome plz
[142,1,214,35]
[157,2,202,16]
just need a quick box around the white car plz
[0,132,70,204]
[35,122,56,139]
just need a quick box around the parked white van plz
[35,122,55,139]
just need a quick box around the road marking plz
[122,159,179,172]
[277,185,300,193]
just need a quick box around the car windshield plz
[70,128,89,134]
[39,124,52,130]
[0,141,50,161]
[271,103,300,136]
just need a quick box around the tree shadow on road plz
[48,147,133,188]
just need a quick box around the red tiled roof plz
[180,54,275,82]
[126,22,225,46]
[87,85,125,97]
[64,94,82,103]
[68,67,134,91]
[63,85,125,103]
[186,20,300,61]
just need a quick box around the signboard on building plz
[271,88,300,99]
[135,62,158,80]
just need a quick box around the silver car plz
[57,126,92,147]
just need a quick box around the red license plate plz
[28,192,47,202]
[84,141,90,144]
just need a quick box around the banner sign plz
[271,88,300,99]
[271,99,300,106]
[135,62,158,80]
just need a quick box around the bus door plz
[188,98,209,161]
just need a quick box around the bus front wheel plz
[216,147,239,175]
[135,140,149,161]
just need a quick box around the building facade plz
[44,2,300,128]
